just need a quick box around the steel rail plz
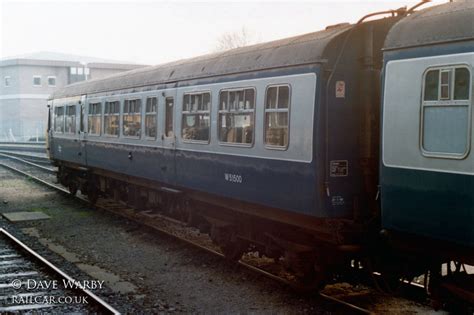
[0,153,55,173]
[0,142,45,146]
[0,150,49,162]
[0,162,64,192]
[0,161,373,314]
[319,292,373,314]
[0,144,46,154]
[0,228,120,314]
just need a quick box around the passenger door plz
[46,101,54,159]
[160,91,177,184]
[67,100,86,165]
[78,96,87,164]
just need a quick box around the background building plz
[0,52,146,141]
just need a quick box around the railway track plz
[0,154,432,314]
[0,143,46,154]
[0,228,119,313]
[0,150,50,164]
[0,153,54,173]
[0,142,45,146]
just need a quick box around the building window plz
[182,92,211,142]
[4,76,11,87]
[33,76,41,86]
[265,85,290,148]
[48,76,56,87]
[69,67,87,84]
[104,101,120,137]
[421,66,471,157]
[65,105,76,134]
[123,99,142,138]
[88,102,102,135]
[218,88,255,145]
[145,97,157,138]
[54,106,64,133]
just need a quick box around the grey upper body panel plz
[384,1,474,51]
[51,25,351,99]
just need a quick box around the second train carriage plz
[382,1,474,259]
[380,1,474,302]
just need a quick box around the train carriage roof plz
[384,1,474,51]
[52,25,351,99]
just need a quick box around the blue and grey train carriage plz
[47,13,400,285]
[381,1,473,302]
[46,1,474,303]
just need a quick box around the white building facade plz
[0,52,146,141]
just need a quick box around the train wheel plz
[87,188,99,205]
[210,224,246,261]
[285,251,327,290]
[220,241,247,262]
[68,182,78,196]
[84,175,99,205]
[365,255,404,294]
[296,270,327,291]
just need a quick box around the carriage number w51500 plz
[224,173,242,183]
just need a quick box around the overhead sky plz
[1,0,447,66]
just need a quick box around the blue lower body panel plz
[81,141,328,217]
[50,137,86,166]
[381,166,474,248]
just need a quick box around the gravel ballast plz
[0,166,439,314]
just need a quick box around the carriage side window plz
[454,68,470,100]
[423,70,439,101]
[440,70,452,100]
[64,105,76,134]
[123,99,142,138]
[53,106,64,133]
[145,97,157,139]
[421,66,471,157]
[218,88,255,145]
[88,102,102,135]
[104,101,120,137]
[182,92,210,142]
[265,85,290,148]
